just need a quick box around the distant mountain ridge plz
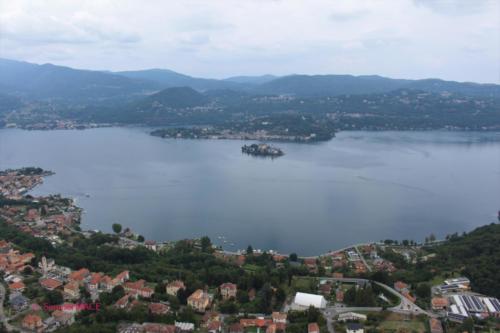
[0,58,157,102]
[0,58,499,102]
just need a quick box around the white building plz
[291,292,327,310]
[338,312,367,322]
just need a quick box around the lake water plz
[0,127,499,255]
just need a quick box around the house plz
[202,311,221,326]
[240,318,273,328]
[336,289,344,302]
[220,282,237,300]
[394,281,409,293]
[87,272,103,291]
[166,280,185,296]
[319,283,332,296]
[115,270,130,283]
[99,275,115,292]
[142,323,176,333]
[145,240,157,251]
[207,321,222,333]
[187,289,211,312]
[68,268,90,284]
[175,321,195,332]
[292,292,327,309]
[115,294,131,309]
[346,323,364,333]
[429,318,443,333]
[149,302,170,315]
[22,313,43,331]
[272,312,287,324]
[431,297,449,310]
[9,293,29,311]
[52,310,75,326]
[64,280,80,299]
[338,312,367,322]
[308,322,320,333]
[443,277,470,290]
[9,281,26,292]
[124,280,154,298]
[40,278,63,290]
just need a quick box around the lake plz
[0,127,499,255]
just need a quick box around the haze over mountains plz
[1,58,499,104]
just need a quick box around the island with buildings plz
[241,143,284,158]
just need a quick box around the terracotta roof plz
[149,302,170,314]
[40,278,63,289]
[308,322,319,333]
[432,297,449,307]
[220,282,237,290]
[68,268,90,281]
[64,281,80,292]
[22,313,42,327]
[394,281,409,290]
[167,280,185,289]
[9,281,25,291]
[89,273,103,285]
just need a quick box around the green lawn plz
[243,264,260,272]
[291,276,317,293]
[377,313,426,332]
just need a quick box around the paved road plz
[354,245,372,272]
[373,282,432,316]
[318,276,433,317]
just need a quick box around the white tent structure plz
[292,292,327,309]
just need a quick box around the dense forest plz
[425,223,500,298]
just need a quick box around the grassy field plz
[291,276,317,293]
[377,313,426,332]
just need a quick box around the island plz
[241,143,284,157]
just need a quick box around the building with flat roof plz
[291,292,327,309]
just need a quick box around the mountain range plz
[1,58,499,103]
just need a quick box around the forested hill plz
[427,222,500,298]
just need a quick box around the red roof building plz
[40,278,63,290]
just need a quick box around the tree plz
[137,235,145,242]
[429,233,436,242]
[44,290,63,305]
[415,283,431,299]
[200,236,212,253]
[246,245,253,255]
[112,223,122,234]
[289,253,298,262]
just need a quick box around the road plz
[317,277,432,316]
[373,282,432,316]
[354,245,372,272]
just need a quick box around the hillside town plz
[1,168,499,333]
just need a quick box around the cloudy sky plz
[0,0,499,83]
